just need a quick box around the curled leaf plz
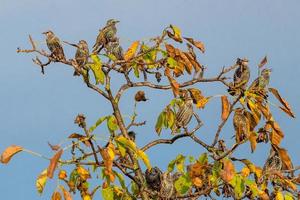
[183,37,205,53]
[0,145,23,164]
[258,56,268,68]
[47,149,63,178]
[36,169,48,195]
[221,96,230,120]
[60,185,73,200]
[167,25,183,43]
[268,88,295,118]
[124,41,139,61]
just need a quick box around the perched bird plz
[42,30,65,61]
[160,172,175,199]
[107,40,124,60]
[248,68,272,92]
[233,108,250,143]
[92,19,119,54]
[263,147,282,173]
[74,40,89,76]
[228,58,250,96]
[175,97,194,131]
[128,131,136,142]
[145,167,162,191]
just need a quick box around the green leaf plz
[102,186,115,200]
[89,116,108,133]
[36,169,48,195]
[284,193,294,200]
[174,174,192,195]
[244,179,259,198]
[113,171,126,189]
[168,154,186,173]
[188,156,195,163]
[115,141,126,157]
[132,63,139,78]
[115,136,137,152]
[90,54,105,85]
[155,112,165,135]
[107,115,119,132]
[167,57,178,69]
[131,181,139,196]
[166,108,175,129]
[229,175,245,199]
[198,153,208,164]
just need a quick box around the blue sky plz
[1,0,300,199]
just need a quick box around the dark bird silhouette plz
[145,167,162,191]
[228,58,250,96]
[92,19,119,54]
[42,30,65,61]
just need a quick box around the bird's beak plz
[115,20,120,23]
[42,32,47,35]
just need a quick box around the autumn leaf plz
[51,191,62,200]
[58,170,67,180]
[220,159,235,183]
[221,96,230,120]
[275,146,293,170]
[36,169,48,195]
[135,90,147,102]
[249,132,257,152]
[137,150,152,170]
[167,25,183,43]
[155,111,165,135]
[183,37,205,53]
[268,121,284,146]
[90,54,105,85]
[241,167,250,177]
[99,144,115,182]
[258,56,268,68]
[165,67,180,96]
[77,166,91,180]
[47,149,63,178]
[0,145,23,164]
[60,185,73,200]
[48,142,60,151]
[165,44,176,58]
[187,88,210,109]
[124,41,139,61]
[268,88,295,118]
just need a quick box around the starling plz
[160,172,175,199]
[228,58,250,96]
[128,131,136,142]
[74,40,89,76]
[107,40,124,60]
[42,30,65,61]
[233,108,250,143]
[175,97,194,130]
[249,68,272,92]
[92,19,119,54]
[145,167,162,191]
[263,147,282,173]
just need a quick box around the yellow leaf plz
[241,167,250,177]
[137,150,151,170]
[36,169,48,195]
[196,97,210,109]
[167,25,183,43]
[83,195,92,200]
[124,41,139,61]
[275,191,284,200]
[0,145,23,164]
[221,96,230,120]
[115,136,137,152]
[77,166,91,180]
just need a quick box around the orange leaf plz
[192,177,203,187]
[124,41,139,61]
[258,56,268,68]
[47,149,63,178]
[58,170,67,180]
[241,167,250,177]
[221,96,230,120]
[0,145,23,164]
[51,191,62,200]
[268,88,295,118]
[249,132,257,153]
[268,121,284,146]
[184,37,205,53]
[220,160,235,183]
[60,185,73,200]
[165,44,176,58]
[165,67,180,96]
[276,147,293,170]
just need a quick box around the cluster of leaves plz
[1,22,299,200]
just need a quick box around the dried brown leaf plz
[258,56,268,68]
[60,185,73,200]
[47,149,63,178]
[0,145,23,164]
[221,96,230,120]
[184,37,205,53]
[269,88,295,118]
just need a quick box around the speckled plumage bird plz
[145,167,162,191]
[233,108,250,143]
[228,58,250,96]
[92,19,119,54]
[42,30,65,61]
[263,148,282,173]
[160,172,174,199]
[175,97,194,130]
[74,40,89,76]
[249,68,272,92]
[107,40,124,60]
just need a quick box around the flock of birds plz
[41,19,280,195]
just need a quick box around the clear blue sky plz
[1,0,300,199]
